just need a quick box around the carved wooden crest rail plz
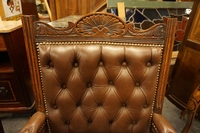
[21,12,177,114]
[34,13,166,42]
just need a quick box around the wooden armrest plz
[152,113,176,133]
[20,111,46,133]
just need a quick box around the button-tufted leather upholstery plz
[20,13,177,133]
[40,44,161,133]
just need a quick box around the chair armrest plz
[152,113,176,133]
[20,111,46,133]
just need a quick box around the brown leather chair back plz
[21,13,177,133]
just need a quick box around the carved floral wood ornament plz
[35,13,165,39]
[75,14,126,37]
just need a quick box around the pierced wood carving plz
[34,13,166,39]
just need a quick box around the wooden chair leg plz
[182,113,196,133]
[181,86,200,133]
[0,120,5,133]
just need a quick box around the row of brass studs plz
[148,48,163,132]
[36,42,164,48]
[152,123,159,133]
[39,122,46,133]
[36,45,51,133]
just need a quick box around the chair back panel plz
[39,43,161,133]
[21,13,177,133]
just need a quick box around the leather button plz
[99,62,103,66]
[122,103,126,107]
[74,63,78,67]
[135,82,140,87]
[98,103,102,106]
[53,105,58,109]
[65,121,70,125]
[109,120,113,124]
[122,62,127,67]
[88,119,92,123]
[109,81,113,85]
[62,84,67,89]
[76,102,81,107]
[146,62,151,67]
[143,104,148,108]
[49,61,53,67]
[87,83,92,87]
[133,121,137,124]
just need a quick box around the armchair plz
[20,12,177,133]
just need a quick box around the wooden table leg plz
[180,85,200,133]
[0,120,5,133]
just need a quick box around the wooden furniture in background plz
[48,0,106,20]
[21,0,39,20]
[180,85,200,133]
[43,0,52,21]
[0,21,34,113]
[167,0,200,120]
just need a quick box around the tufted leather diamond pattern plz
[38,42,162,133]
